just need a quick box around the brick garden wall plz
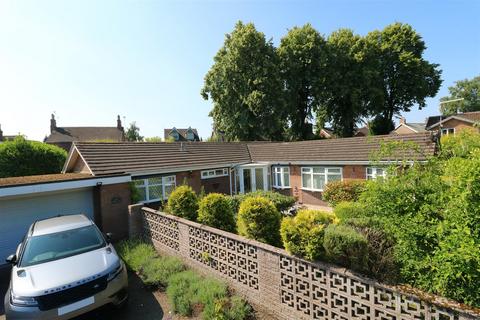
[135,206,479,320]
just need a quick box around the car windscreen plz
[19,225,106,267]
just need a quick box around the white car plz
[4,214,128,319]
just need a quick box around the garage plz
[0,173,131,266]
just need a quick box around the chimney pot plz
[117,115,123,129]
[50,114,57,133]
[400,117,406,125]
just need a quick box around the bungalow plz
[425,111,480,135]
[63,133,436,208]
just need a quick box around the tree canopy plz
[202,21,442,140]
[125,122,144,142]
[0,137,67,178]
[201,22,285,141]
[440,75,480,115]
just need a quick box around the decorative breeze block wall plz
[140,207,479,320]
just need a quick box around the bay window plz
[301,167,342,191]
[133,175,176,203]
[272,166,290,188]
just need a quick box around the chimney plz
[400,117,406,125]
[50,114,57,133]
[117,115,123,129]
[0,124,3,142]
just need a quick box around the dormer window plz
[186,129,194,141]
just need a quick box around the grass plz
[140,256,185,288]
[116,238,157,272]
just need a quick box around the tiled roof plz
[405,123,427,132]
[0,173,92,188]
[247,133,436,163]
[73,142,251,176]
[45,127,124,143]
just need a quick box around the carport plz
[0,173,131,266]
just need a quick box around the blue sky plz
[0,0,479,141]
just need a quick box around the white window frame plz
[301,167,343,192]
[134,175,176,203]
[272,166,290,189]
[441,128,455,136]
[366,167,386,180]
[201,168,229,179]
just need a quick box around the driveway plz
[0,268,166,320]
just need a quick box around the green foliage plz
[167,185,199,221]
[364,23,442,126]
[440,75,480,115]
[278,24,327,140]
[116,239,157,272]
[197,193,236,232]
[206,296,252,320]
[228,190,296,213]
[368,115,395,135]
[201,21,286,141]
[281,209,336,261]
[129,182,142,203]
[333,201,368,221]
[140,256,185,288]
[237,196,282,246]
[0,136,67,178]
[323,224,368,272]
[323,180,366,206]
[439,129,480,159]
[125,121,143,142]
[144,136,163,142]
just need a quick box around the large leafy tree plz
[278,24,327,140]
[440,75,480,115]
[365,23,442,134]
[201,21,285,141]
[125,122,143,142]
[321,29,377,137]
[0,136,67,178]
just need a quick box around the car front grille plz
[36,275,108,311]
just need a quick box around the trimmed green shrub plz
[140,256,185,288]
[281,209,336,261]
[237,196,282,246]
[116,239,157,272]
[167,185,199,221]
[0,136,67,178]
[198,193,236,232]
[333,201,368,221]
[323,224,368,272]
[323,180,366,206]
[205,296,252,320]
[229,191,296,213]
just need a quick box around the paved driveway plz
[0,268,165,320]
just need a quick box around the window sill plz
[301,188,323,193]
[272,186,291,190]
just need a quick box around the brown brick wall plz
[176,170,202,193]
[139,208,478,320]
[176,170,232,195]
[433,119,479,133]
[99,182,131,240]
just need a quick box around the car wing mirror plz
[6,254,16,264]
[105,232,113,243]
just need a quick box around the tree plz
[440,75,480,115]
[278,24,327,140]
[0,136,67,178]
[201,21,286,141]
[125,122,143,142]
[364,23,442,127]
[321,29,375,137]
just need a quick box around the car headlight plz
[107,261,123,281]
[11,290,38,307]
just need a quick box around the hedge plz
[167,185,199,220]
[322,180,366,206]
[228,191,295,213]
[197,193,236,232]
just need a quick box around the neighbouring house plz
[164,127,200,141]
[425,111,480,136]
[391,117,427,135]
[0,173,131,266]
[44,114,125,151]
[318,126,369,139]
[62,133,435,210]
[354,126,369,137]
[0,124,18,142]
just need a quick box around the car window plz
[19,225,106,267]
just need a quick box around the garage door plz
[0,188,94,265]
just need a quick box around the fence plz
[132,205,479,320]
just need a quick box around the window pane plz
[275,172,281,186]
[327,168,341,173]
[163,184,175,199]
[255,168,265,191]
[302,173,312,189]
[367,168,372,174]
[137,187,147,202]
[148,184,163,200]
[164,176,175,183]
[283,171,290,187]
[134,179,145,187]
[284,167,290,174]
[302,167,312,173]
[148,177,163,185]
[328,174,342,182]
[313,167,325,173]
[313,174,325,190]
[376,168,384,175]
